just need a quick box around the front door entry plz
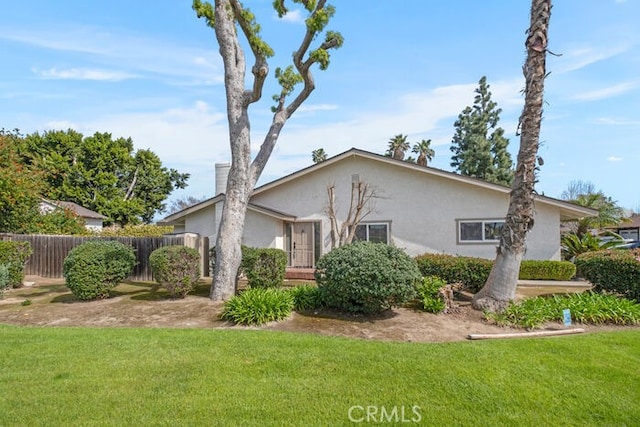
[291,223,313,268]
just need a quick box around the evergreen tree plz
[450,76,514,186]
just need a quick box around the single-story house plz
[159,148,597,271]
[40,199,107,231]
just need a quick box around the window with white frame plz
[458,219,504,243]
[353,222,389,244]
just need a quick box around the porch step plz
[285,268,315,280]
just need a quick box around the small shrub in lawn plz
[315,242,420,314]
[63,240,137,300]
[0,263,9,298]
[415,253,492,293]
[0,240,33,288]
[415,276,447,313]
[149,245,201,298]
[287,285,323,311]
[487,292,640,329]
[241,247,287,289]
[221,288,294,325]
[519,260,576,281]
[575,249,640,301]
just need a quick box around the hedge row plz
[414,254,576,293]
[575,249,640,301]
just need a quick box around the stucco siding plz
[253,156,561,260]
[243,209,282,249]
[184,204,216,242]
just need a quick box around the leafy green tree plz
[193,0,343,300]
[412,139,435,166]
[450,76,514,186]
[22,130,189,225]
[0,129,43,232]
[312,148,328,164]
[385,134,410,160]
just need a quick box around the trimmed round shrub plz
[149,245,201,298]
[0,240,32,288]
[63,240,137,300]
[519,260,576,281]
[221,288,294,325]
[314,242,420,314]
[575,249,640,301]
[287,284,323,311]
[241,247,287,289]
[415,253,492,293]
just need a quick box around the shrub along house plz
[159,148,596,277]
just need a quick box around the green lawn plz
[1,325,638,426]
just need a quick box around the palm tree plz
[472,0,551,312]
[385,134,410,160]
[311,148,328,164]
[412,139,435,166]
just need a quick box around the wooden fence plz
[0,233,209,282]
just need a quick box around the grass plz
[1,325,639,426]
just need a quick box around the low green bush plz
[575,249,640,301]
[209,246,287,288]
[315,242,420,314]
[242,247,287,289]
[519,260,576,281]
[287,285,323,311]
[487,292,640,329]
[415,276,447,313]
[221,288,294,325]
[0,240,32,288]
[0,263,9,298]
[415,253,492,293]
[63,240,137,300]
[149,245,201,298]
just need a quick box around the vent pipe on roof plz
[215,163,231,195]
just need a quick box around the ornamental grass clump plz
[221,288,294,325]
[315,242,420,314]
[487,292,640,329]
[287,284,323,311]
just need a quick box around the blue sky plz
[2,0,639,214]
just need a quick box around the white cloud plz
[555,45,630,74]
[1,26,223,84]
[572,81,640,101]
[279,9,304,24]
[596,117,640,126]
[36,67,137,81]
[608,156,623,162]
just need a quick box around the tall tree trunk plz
[472,0,551,312]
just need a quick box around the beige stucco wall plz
[184,204,216,243]
[251,156,562,260]
[242,209,282,249]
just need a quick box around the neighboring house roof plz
[161,148,598,222]
[42,199,108,220]
[612,214,640,229]
[158,194,296,225]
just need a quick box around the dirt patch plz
[0,276,636,342]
